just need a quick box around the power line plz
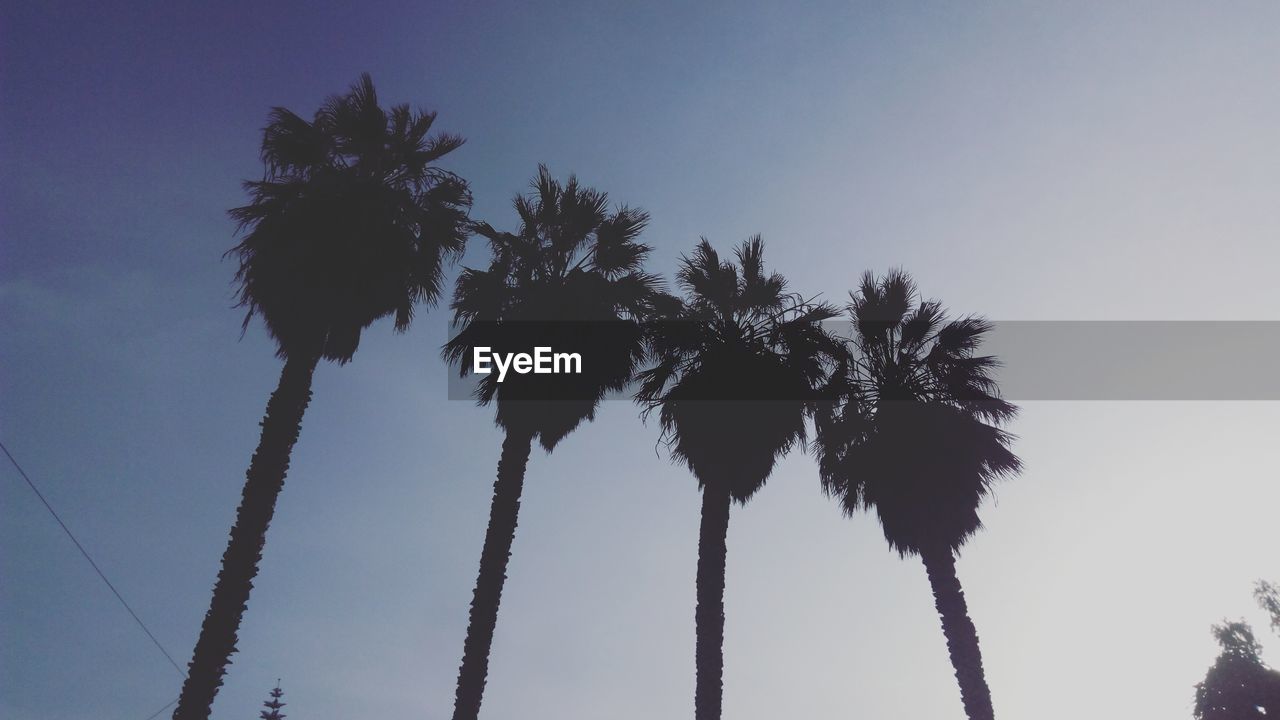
[1,439,187,679]
[135,696,179,720]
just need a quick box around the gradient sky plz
[3,2,1279,719]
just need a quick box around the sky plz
[2,1,1279,719]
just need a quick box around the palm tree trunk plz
[920,546,995,720]
[694,484,731,720]
[451,427,536,720]
[173,354,319,720]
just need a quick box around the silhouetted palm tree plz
[442,167,662,720]
[635,237,839,720]
[814,270,1020,720]
[173,75,470,720]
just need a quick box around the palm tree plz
[813,270,1020,720]
[442,166,662,720]
[173,75,470,720]
[635,237,839,720]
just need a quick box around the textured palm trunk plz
[921,546,995,720]
[173,354,319,720]
[694,484,731,720]
[451,427,536,720]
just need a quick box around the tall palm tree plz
[173,75,470,720]
[442,166,662,720]
[813,270,1020,720]
[635,237,839,720]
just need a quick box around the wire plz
[1,439,187,679]
[134,696,179,720]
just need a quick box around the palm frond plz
[936,316,993,355]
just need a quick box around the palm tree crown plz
[637,236,840,501]
[816,270,1020,556]
[444,165,662,449]
[229,72,471,363]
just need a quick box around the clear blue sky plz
[3,2,1278,719]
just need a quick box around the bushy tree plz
[1195,581,1280,719]
[1194,622,1280,719]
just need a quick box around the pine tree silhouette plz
[259,682,286,720]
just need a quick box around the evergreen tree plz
[259,682,286,720]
